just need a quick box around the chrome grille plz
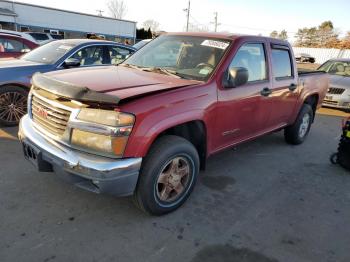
[31,93,71,137]
[328,87,345,95]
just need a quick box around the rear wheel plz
[0,86,28,126]
[284,104,313,145]
[133,135,199,215]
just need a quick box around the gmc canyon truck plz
[18,33,329,215]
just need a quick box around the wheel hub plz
[156,156,191,202]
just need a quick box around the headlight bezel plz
[68,108,135,158]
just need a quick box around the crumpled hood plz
[45,65,201,100]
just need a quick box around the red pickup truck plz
[19,33,328,215]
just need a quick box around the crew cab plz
[18,33,329,215]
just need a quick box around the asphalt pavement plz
[1,110,350,262]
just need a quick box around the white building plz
[0,0,136,43]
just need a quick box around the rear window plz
[28,33,49,41]
[271,48,292,79]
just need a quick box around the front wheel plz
[0,86,28,126]
[284,104,314,145]
[133,135,199,215]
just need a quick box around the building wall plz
[0,1,136,40]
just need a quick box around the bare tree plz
[107,0,127,19]
[143,19,160,33]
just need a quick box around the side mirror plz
[224,67,249,88]
[63,58,81,68]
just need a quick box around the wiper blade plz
[119,63,149,70]
[142,67,182,78]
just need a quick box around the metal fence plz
[292,47,350,64]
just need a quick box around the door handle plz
[289,83,297,91]
[260,87,272,97]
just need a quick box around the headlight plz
[71,108,135,157]
[77,108,134,126]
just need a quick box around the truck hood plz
[45,65,201,101]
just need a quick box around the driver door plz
[213,42,273,151]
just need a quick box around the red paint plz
[47,33,329,160]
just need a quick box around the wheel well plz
[304,94,319,121]
[0,83,29,91]
[158,121,207,170]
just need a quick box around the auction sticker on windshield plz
[201,40,229,50]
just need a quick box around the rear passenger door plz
[267,44,299,128]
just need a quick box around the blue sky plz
[18,0,350,38]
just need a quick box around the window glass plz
[124,35,231,81]
[0,38,24,52]
[109,46,134,65]
[318,61,350,77]
[271,48,292,78]
[229,43,267,82]
[21,41,76,64]
[72,46,105,66]
[28,33,49,41]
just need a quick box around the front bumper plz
[18,115,142,196]
[322,92,350,110]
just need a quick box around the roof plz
[0,7,17,16]
[0,0,136,23]
[164,32,290,44]
[49,39,136,50]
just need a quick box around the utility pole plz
[96,10,104,16]
[183,0,191,32]
[213,12,220,32]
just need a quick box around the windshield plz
[124,35,231,81]
[318,61,350,77]
[21,41,76,64]
[133,40,151,49]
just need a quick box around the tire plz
[133,135,200,216]
[0,85,28,126]
[284,104,314,145]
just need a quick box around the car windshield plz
[318,61,350,77]
[123,35,231,81]
[133,40,151,49]
[21,41,76,64]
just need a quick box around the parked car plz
[295,53,315,63]
[133,39,152,50]
[318,59,350,110]
[18,33,328,215]
[0,29,53,45]
[0,39,136,126]
[0,33,38,58]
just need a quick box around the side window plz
[271,48,292,79]
[109,46,134,65]
[0,37,5,52]
[0,39,25,52]
[72,46,105,66]
[230,43,267,82]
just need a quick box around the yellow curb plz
[316,108,350,118]
[0,129,17,140]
